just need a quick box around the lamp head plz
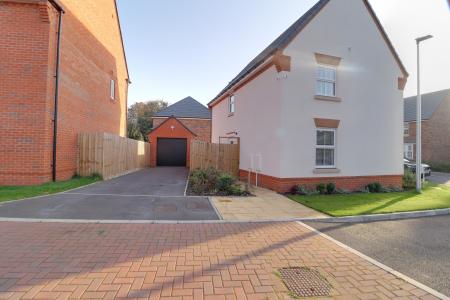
[416,35,433,43]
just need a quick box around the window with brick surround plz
[316,65,336,97]
[316,129,336,168]
[404,122,409,136]
[404,143,414,159]
[110,79,115,100]
[229,95,235,114]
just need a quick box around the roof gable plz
[404,89,450,122]
[208,0,407,107]
[155,97,211,119]
[150,116,197,137]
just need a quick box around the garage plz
[157,138,187,166]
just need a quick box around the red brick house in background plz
[404,89,450,164]
[0,0,129,185]
[149,97,211,167]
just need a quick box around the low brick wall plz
[239,170,403,193]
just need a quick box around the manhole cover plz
[279,267,331,298]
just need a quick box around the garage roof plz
[154,97,211,119]
[404,89,449,122]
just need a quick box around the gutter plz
[50,0,64,181]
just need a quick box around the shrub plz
[316,183,326,194]
[189,168,243,196]
[403,170,416,190]
[326,183,336,194]
[366,182,382,193]
[424,161,450,173]
[216,174,235,193]
[292,185,311,195]
[335,188,351,194]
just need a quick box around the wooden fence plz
[77,133,150,180]
[190,140,240,176]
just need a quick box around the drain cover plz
[279,267,331,298]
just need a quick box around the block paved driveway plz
[0,221,436,299]
[0,168,219,221]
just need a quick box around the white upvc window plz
[229,95,235,114]
[110,79,115,100]
[316,65,336,97]
[404,122,409,136]
[404,143,414,160]
[315,128,336,168]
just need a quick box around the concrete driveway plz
[306,216,450,296]
[0,168,220,220]
[428,171,450,186]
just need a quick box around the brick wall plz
[240,170,403,193]
[148,118,196,167]
[426,94,450,163]
[0,2,53,185]
[0,0,128,185]
[153,118,211,142]
[404,95,450,164]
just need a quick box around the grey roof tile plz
[154,96,211,119]
[207,0,330,106]
[404,89,449,122]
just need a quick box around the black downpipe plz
[52,8,63,182]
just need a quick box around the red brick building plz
[0,0,129,185]
[404,89,450,164]
[149,97,211,167]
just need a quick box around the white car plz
[404,158,431,177]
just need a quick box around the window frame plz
[110,79,115,100]
[404,143,414,160]
[404,122,409,137]
[315,128,337,169]
[316,64,337,97]
[229,95,235,114]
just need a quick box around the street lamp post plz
[415,35,433,192]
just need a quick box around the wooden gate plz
[189,140,239,176]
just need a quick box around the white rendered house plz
[208,0,408,192]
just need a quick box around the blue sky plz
[117,0,450,106]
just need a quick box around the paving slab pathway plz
[212,186,326,220]
[0,221,438,299]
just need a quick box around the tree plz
[127,122,144,141]
[127,100,168,141]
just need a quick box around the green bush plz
[216,174,234,193]
[316,183,326,194]
[424,161,450,173]
[403,170,416,190]
[189,168,243,196]
[366,182,382,193]
[292,185,317,196]
[326,183,336,194]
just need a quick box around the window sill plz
[313,168,340,174]
[314,95,341,102]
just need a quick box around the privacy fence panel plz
[78,133,150,180]
[190,140,239,176]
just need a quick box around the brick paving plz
[0,221,438,299]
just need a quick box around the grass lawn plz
[288,183,450,217]
[0,175,101,203]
